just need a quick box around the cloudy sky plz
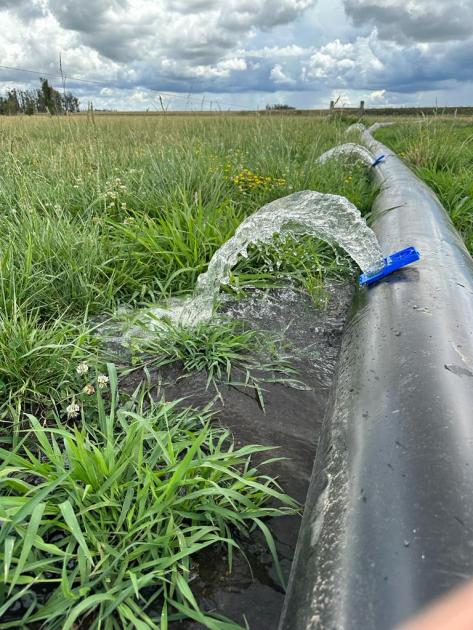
[0,0,472,110]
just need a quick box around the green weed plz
[0,114,376,313]
[376,119,473,253]
[0,113,382,627]
[0,367,297,629]
[0,301,93,437]
[131,317,299,406]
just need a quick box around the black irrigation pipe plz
[279,125,473,629]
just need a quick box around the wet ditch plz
[113,284,353,628]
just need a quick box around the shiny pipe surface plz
[279,127,473,630]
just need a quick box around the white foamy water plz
[317,143,374,167]
[147,190,384,326]
[345,123,366,134]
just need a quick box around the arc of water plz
[166,190,384,325]
[346,122,367,134]
[317,143,375,167]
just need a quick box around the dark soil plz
[118,285,353,629]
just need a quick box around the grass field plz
[0,113,379,628]
[3,111,473,628]
[375,118,473,253]
[0,114,378,420]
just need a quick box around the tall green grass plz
[375,119,473,253]
[132,317,299,409]
[0,114,376,416]
[0,114,376,309]
[0,113,377,627]
[0,368,296,629]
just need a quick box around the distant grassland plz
[375,119,473,253]
[73,106,473,117]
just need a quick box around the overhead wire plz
[0,63,257,111]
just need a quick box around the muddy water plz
[120,284,353,629]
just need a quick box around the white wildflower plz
[83,383,95,395]
[66,402,80,419]
[76,362,89,376]
[97,374,109,389]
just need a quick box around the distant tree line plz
[265,104,295,111]
[0,78,79,115]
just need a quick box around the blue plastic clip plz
[359,246,421,286]
[371,154,386,167]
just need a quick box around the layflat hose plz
[279,124,473,629]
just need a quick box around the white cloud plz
[240,44,310,58]
[1,0,473,110]
[329,91,353,106]
[367,89,387,104]
[0,0,316,95]
[270,64,296,84]
[306,35,384,82]
[218,58,247,72]
[343,0,473,43]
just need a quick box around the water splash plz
[318,143,374,167]
[148,190,384,326]
[346,123,366,134]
